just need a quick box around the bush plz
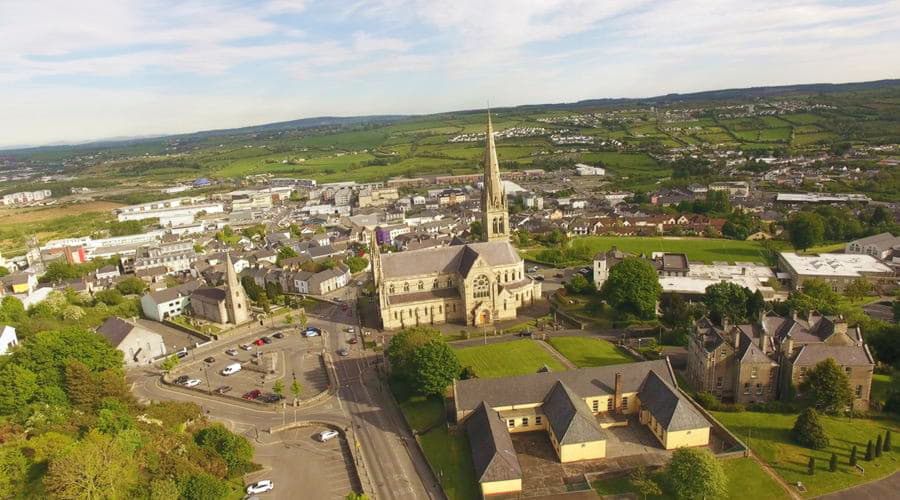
[808,456,816,475]
[850,445,857,466]
[829,452,838,472]
[791,408,829,449]
[866,440,874,461]
[694,392,719,410]
[876,434,883,457]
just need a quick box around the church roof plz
[380,241,521,279]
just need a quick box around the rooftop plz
[780,252,892,277]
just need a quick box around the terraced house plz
[454,359,712,497]
[687,311,874,409]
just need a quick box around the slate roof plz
[96,317,136,347]
[793,344,874,367]
[638,371,710,432]
[542,381,605,445]
[389,287,460,305]
[455,359,675,413]
[466,402,522,483]
[192,287,227,302]
[380,241,521,280]
[146,280,202,304]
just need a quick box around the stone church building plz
[374,113,542,330]
[191,253,251,325]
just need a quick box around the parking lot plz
[172,326,330,403]
[249,425,361,500]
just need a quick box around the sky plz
[1,0,899,148]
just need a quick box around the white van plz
[221,363,242,376]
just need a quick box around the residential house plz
[96,317,166,366]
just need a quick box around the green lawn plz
[389,378,479,500]
[454,339,566,378]
[546,336,634,368]
[712,411,900,497]
[592,458,787,499]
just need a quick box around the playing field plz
[546,336,634,368]
[454,339,566,378]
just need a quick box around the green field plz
[455,339,566,378]
[526,236,777,266]
[592,457,789,499]
[546,336,634,368]
[713,411,900,497]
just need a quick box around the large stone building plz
[373,114,542,330]
[777,252,894,293]
[687,312,874,410]
[455,359,712,497]
[190,253,250,325]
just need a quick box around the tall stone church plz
[374,113,542,330]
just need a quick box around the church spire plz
[224,252,249,324]
[481,109,509,242]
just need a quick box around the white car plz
[183,379,202,388]
[246,480,274,494]
[346,327,355,333]
[529,266,539,272]
[317,430,339,442]
[240,343,254,351]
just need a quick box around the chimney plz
[782,337,794,356]
[614,372,623,414]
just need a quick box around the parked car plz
[253,338,265,346]
[243,389,262,400]
[338,347,349,357]
[174,348,188,359]
[348,337,358,344]
[240,344,254,351]
[174,375,189,385]
[554,273,564,278]
[579,267,591,275]
[183,379,201,388]
[215,386,232,394]
[317,430,339,442]
[529,266,539,272]
[246,480,274,494]
[221,363,242,376]
[346,327,355,333]
[203,356,215,363]
[261,336,272,344]
[273,332,284,339]
[534,275,545,281]
[303,327,321,337]
[260,393,283,403]
[225,348,238,356]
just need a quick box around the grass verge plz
[455,339,566,378]
[546,336,635,368]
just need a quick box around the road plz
[129,299,442,500]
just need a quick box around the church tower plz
[224,252,249,325]
[481,111,509,242]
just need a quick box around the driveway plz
[816,471,900,500]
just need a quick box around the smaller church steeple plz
[481,110,509,242]
[224,252,249,325]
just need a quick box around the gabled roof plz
[466,402,522,483]
[96,317,136,347]
[380,240,520,280]
[638,371,710,432]
[542,381,605,445]
[793,344,874,367]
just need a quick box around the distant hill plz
[5,78,899,154]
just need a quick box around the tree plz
[45,431,138,500]
[469,221,483,240]
[829,452,838,472]
[411,340,461,396]
[564,274,594,294]
[792,408,829,449]
[291,379,302,402]
[0,296,26,323]
[666,447,727,500]
[150,478,181,500]
[386,326,442,377]
[115,276,146,295]
[704,282,753,325]
[273,380,284,397]
[808,456,816,475]
[787,278,842,315]
[61,305,85,321]
[660,293,692,328]
[629,466,661,500]
[844,278,872,303]
[195,423,253,474]
[241,276,263,302]
[788,212,825,251]
[0,364,38,414]
[178,473,228,500]
[800,358,853,414]
[65,361,102,408]
[0,445,27,497]
[876,434,883,457]
[885,431,892,452]
[277,246,298,264]
[346,256,369,274]
[600,257,661,320]
[94,289,124,306]
[345,493,370,500]
[866,440,874,461]
[161,355,180,373]
[850,445,857,466]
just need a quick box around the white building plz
[575,164,606,176]
[778,252,894,292]
[96,317,167,366]
[0,326,18,355]
[846,233,900,260]
[1,189,52,206]
[117,203,224,222]
[140,281,202,321]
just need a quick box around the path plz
[536,339,577,369]
[816,470,900,499]
[749,451,802,500]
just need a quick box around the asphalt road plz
[128,299,442,500]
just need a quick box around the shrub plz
[866,440,874,461]
[694,392,719,410]
[876,434,883,457]
[849,445,857,466]
[808,456,815,475]
[829,452,838,472]
[885,431,892,452]
[791,408,829,449]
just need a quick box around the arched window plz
[433,279,438,289]
[403,282,410,292]
[504,271,508,282]
[473,275,490,299]
[418,281,424,290]
[389,284,395,294]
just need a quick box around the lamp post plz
[204,363,212,395]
